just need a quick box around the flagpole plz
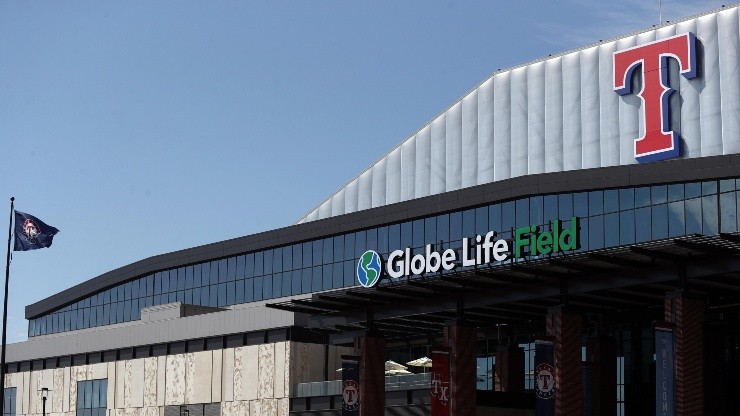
[0,196,14,416]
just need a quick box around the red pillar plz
[443,323,477,416]
[547,306,583,416]
[586,335,616,416]
[354,334,385,416]
[495,345,525,393]
[664,291,704,416]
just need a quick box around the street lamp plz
[40,388,48,416]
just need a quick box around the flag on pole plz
[13,211,59,251]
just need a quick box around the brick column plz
[664,291,704,416]
[354,334,385,416]
[547,306,583,416]
[443,323,477,416]
[586,335,616,416]
[495,345,524,393]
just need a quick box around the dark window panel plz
[177,268,186,290]
[264,250,274,275]
[244,278,254,302]
[322,265,332,290]
[413,219,425,248]
[355,231,366,257]
[333,236,345,262]
[192,287,201,306]
[668,184,684,202]
[515,199,529,228]
[620,210,636,245]
[282,247,293,271]
[529,197,543,226]
[635,187,651,208]
[312,266,322,292]
[263,275,272,300]
[651,185,667,205]
[282,272,291,297]
[702,195,718,235]
[462,209,476,238]
[686,198,702,234]
[635,207,651,243]
[209,284,218,307]
[574,192,588,218]
[254,252,264,276]
[292,245,303,269]
[400,222,413,248]
[604,190,619,214]
[333,263,343,289]
[558,194,573,219]
[302,243,312,268]
[236,255,245,279]
[235,280,245,304]
[210,261,220,285]
[160,272,169,294]
[300,268,311,294]
[227,257,236,281]
[245,254,255,278]
[668,201,686,237]
[720,179,735,193]
[437,214,450,243]
[253,277,263,301]
[292,270,302,295]
[313,240,323,265]
[185,267,194,289]
[184,289,193,305]
[702,180,717,196]
[193,264,202,287]
[720,192,738,233]
[651,204,668,239]
[272,274,282,298]
[377,227,388,254]
[226,282,236,305]
[685,182,701,199]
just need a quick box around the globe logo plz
[356,250,382,288]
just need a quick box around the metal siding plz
[581,47,601,169]
[545,57,564,173]
[599,41,620,166]
[415,125,432,198]
[719,8,740,154]
[386,147,402,205]
[493,72,512,181]
[527,63,545,175]
[371,159,386,208]
[477,78,495,184]
[430,114,447,195]
[510,67,528,178]
[331,188,345,217]
[562,51,582,171]
[699,14,724,157]
[357,170,372,211]
[400,135,416,201]
[461,91,478,188]
[445,102,463,192]
[299,7,740,223]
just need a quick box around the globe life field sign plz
[356,217,580,288]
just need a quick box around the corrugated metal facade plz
[298,5,740,224]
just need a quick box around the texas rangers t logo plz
[613,32,697,163]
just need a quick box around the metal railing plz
[295,373,432,397]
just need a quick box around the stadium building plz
[5,4,740,416]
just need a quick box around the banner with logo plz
[431,348,451,416]
[535,339,555,416]
[341,355,360,416]
[655,324,675,416]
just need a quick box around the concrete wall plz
[3,341,350,416]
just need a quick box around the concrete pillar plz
[354,334,385,416]
[664,291,704,416]
[586,335,616,416]
[443,323,477,416]
[495,345,524,393]
[547,306,583,416]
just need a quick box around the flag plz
[13,211,59,251]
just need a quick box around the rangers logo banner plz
[655,325,675,416]
[341,356,360,416]
[430,348,450,416]
[13,211,59,252]
[535,339,555,416]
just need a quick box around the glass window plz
[245,254,255,278]
[235,280,245,304]
[635,207,651,243]
[573,193,588,217]
[449,212,463,241]
[254,252,264,276]
[668,184,684,202]
[302,243,312,268]
[588,191,603,216]
[377,227,388,254]
[719,191,737,233]
[605,212,619,248]
[668,201,685,238]
[515,200,529,229]
[437,215,450,243]
[544,195,557,221]
[333,263,343,289]
[720,179,735,193]
[702,195,718,235]
[312,266,322,292]
[413,219,425,248]
[323,265,332,290]
[365,230,377,253]
[559,194,573,219]
[292,244,303,269]
[529,197,543,226]
[236,256,245,279]
[271,274,281,298]
[283,246,293,271]
[263,250,273,275]
[702,180,717,196]
[356,230,368,256]
[292,270,302,295]
[651,185,667,205]
[4,387,16,416]
[333,237,344,262]
[244,278,254,302]
[619,188,634,210]
[604,190,619,213]
[685,182,701,199]
[209,284,218,306]
[635,187,650,208]
[170,270,178,293]
[313,240,323,265]
[651,204,668,239]
[193,264,202,287]
[227,258,236,281]
[218,283,227,307]
[588,216,604,249]
[426,217,438,245]
[281,273,291,297]
[501,202,515,232]
[302,269,312,295]
[344,261,355,288]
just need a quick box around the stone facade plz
[3,341,348,416]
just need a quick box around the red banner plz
[431,348,451,416]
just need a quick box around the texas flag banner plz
[13,211,59,251]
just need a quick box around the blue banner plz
[341,356,360,416]
[655,326,675,416]
[535,339,555,416]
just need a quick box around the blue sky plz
[0,0,725,342]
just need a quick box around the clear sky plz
[0,0,726,343]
